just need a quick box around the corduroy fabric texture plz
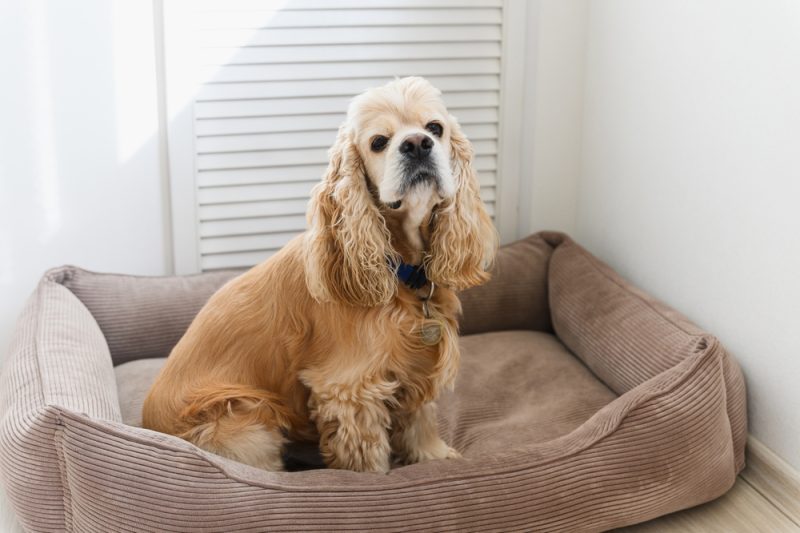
[458,233,554,335]
[0,232,747,532]
[60,267,242,366]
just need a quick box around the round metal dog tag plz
[420,319,444,346]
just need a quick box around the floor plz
[619,473,800,532]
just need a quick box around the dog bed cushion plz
[0,232,747,532]
[115,331,618,461]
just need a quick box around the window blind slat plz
[194,91,499,119]
[197,114,345,136]
[197,25,502,47]
[201,42,501,66]
[196,75,500,101]
[198,165,329,187]
[199,198,310,221]
[201,215,308,238]
[197,148,329,171]
[201,231,301,255]
[197,132,335,154]
[198,181,317,205]
[192,8,502,29]
[194,0,502,10]
[201,250,276,271]
[200,58,501,83]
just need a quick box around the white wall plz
[520,0,587,237]
[0,0,170,357]
[577,1,800,470]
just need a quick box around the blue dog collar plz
[394,262,428,290]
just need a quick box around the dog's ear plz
[425,116,498,290]
[304,125,398,306]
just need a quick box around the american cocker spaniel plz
[142,77,498,472]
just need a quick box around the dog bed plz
[0,232,746,532]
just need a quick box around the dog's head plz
[349,77,455,207]
[304,77,498,306]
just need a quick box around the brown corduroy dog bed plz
[0,232,746,532]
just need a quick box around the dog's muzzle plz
[397,133,441,195]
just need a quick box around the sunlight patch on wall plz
[165,0,290,124]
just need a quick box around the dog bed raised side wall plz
[0,232,746,532]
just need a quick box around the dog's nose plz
[399,134,433,159]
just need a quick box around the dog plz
[142,77,498,472]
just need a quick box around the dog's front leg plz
[307,380,396,473]
[391,402,460,465]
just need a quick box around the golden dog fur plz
[142,77,497,472]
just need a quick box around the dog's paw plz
[443,446,461,460]
[402,439,461,464]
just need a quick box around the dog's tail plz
[175,383,295,470]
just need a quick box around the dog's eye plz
[370,135,389,152]
[425,122,443,138]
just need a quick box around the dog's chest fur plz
[298,284,461,423]
[380,286,461,405]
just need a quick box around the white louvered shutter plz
[165,0,507,273]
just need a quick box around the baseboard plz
[740,435,800,527]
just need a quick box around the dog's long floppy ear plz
[425,116,499,290]
[304,125,398,306]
